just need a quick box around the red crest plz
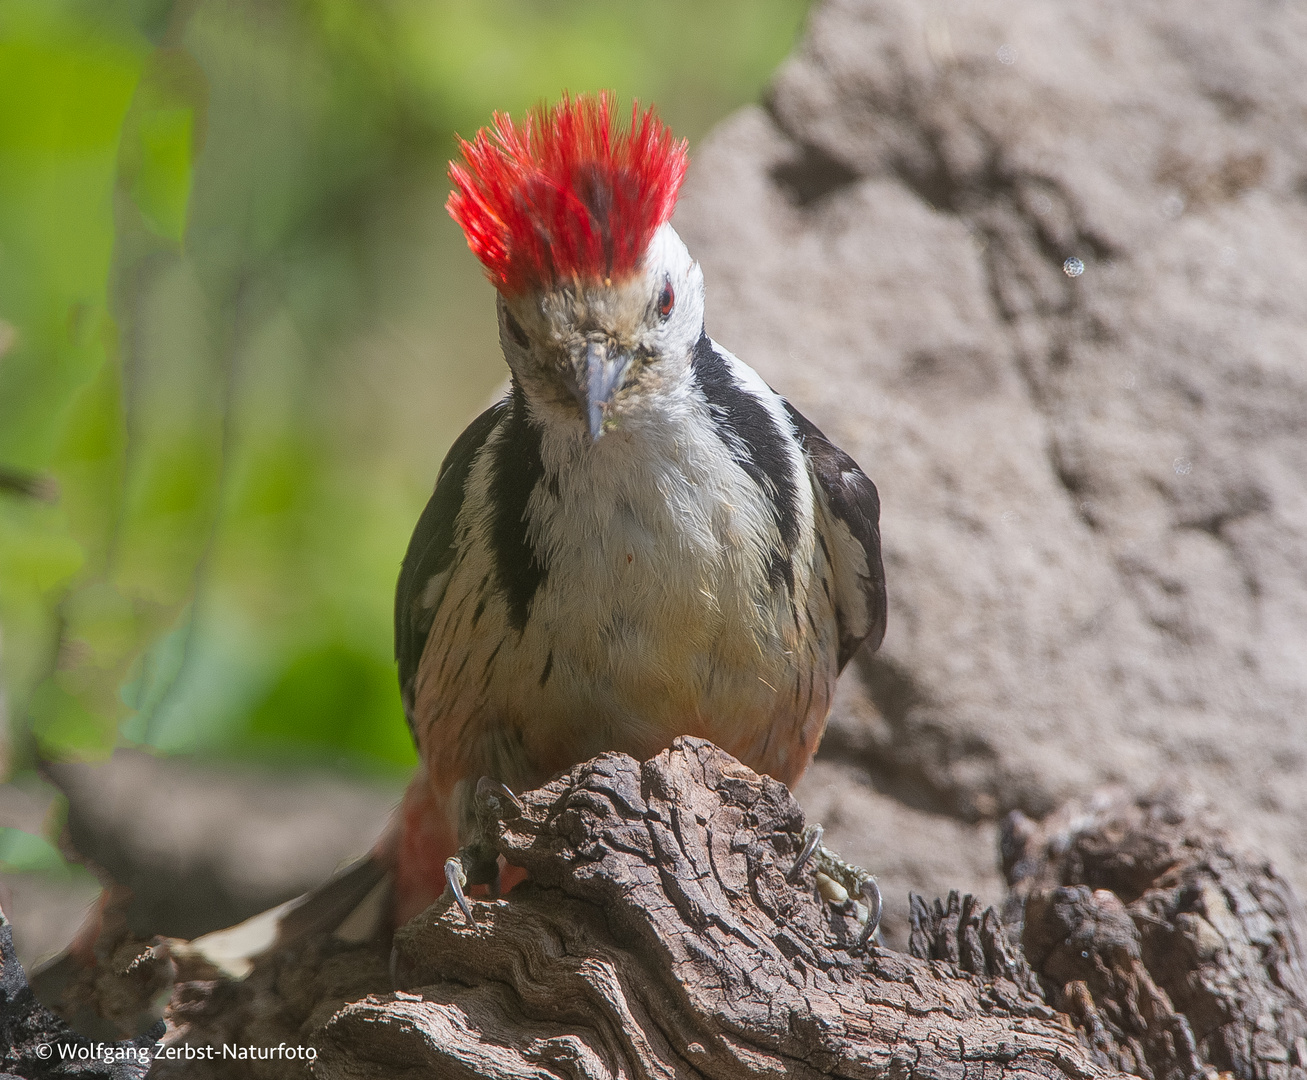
[448,93,689,296]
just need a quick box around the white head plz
[496,223,705,438]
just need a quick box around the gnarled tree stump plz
[8,737,1307,1080]
[323,739,1084,1078]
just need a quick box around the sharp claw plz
[475,776,523,815]
[858,878,883,948]
[444,857,475,925]
[787,823,824,883]
[791,820,881,950]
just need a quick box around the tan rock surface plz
[673,0,1307,945]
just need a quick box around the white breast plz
[415,369,840,803]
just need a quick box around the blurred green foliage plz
[0,0,810,780]
[0,824,70,874]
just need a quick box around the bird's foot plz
[788,823,882,948]
[443,777,523,925]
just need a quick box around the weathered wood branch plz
[1003,791,1307,1080]
[322,738,1090,1079]
[0,905,160,1079]
[16,738,1307,1080]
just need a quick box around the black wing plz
[783,401,887,669]
[395,399,508,728]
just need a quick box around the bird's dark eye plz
[504,309,529,348]
[657,280,675,320]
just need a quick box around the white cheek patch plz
[643,224,704,346]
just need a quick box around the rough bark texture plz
[120,738,1303,1080]
[24,884,200,1046]
[321,738,1080,1080]
[907,890,1041,996]
[1002,790,1307,1080]
[0,905,158,1079]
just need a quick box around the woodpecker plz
[391,93,887,928]
[30,97,888,1009]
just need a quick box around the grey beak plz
[584,340,630,441]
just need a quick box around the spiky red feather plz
[447,92,689,296]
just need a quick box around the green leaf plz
[243,640,416,769]
[119,47,207,244]
[28,676,119,760]
[131,104,193,241]
[0,14,145,466]
[0,826,69,874]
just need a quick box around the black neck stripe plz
[486,382,549,631]
[691,333,801,553]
